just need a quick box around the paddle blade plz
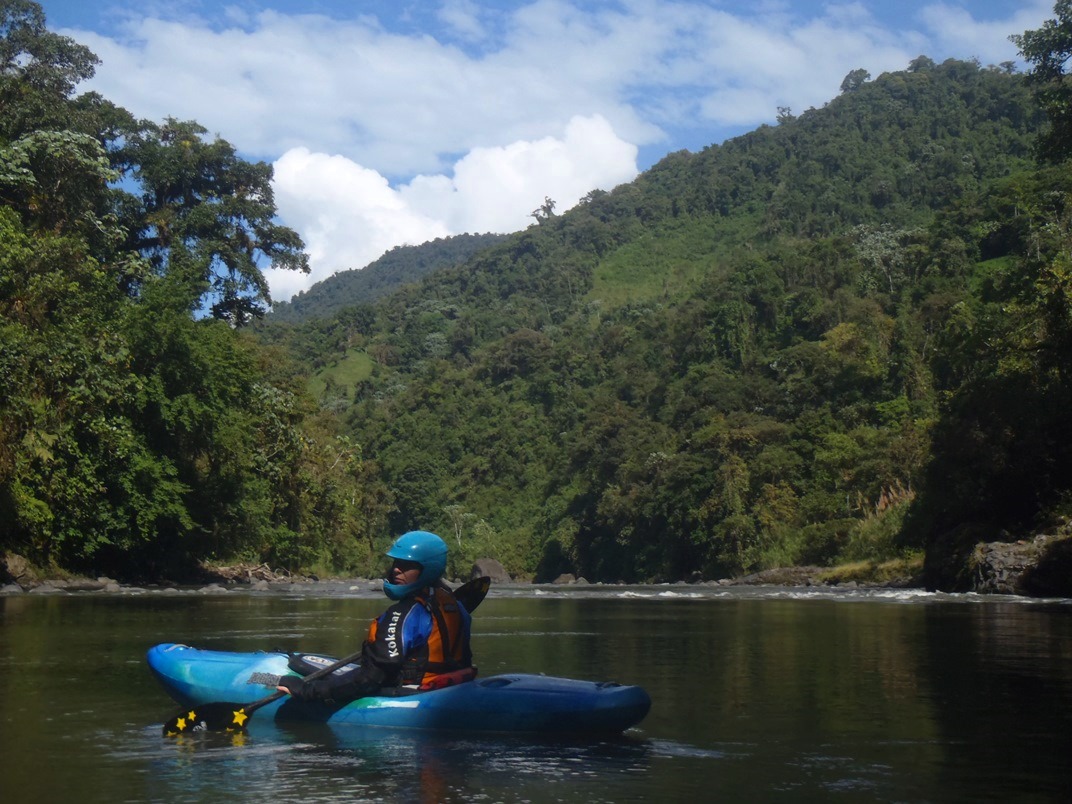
[455,575,490,613]
[162,701,253,736]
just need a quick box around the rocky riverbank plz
[0,555,335,596]
[2,535,1069,597]
[0,553,914,596]
[922,518,1072,596]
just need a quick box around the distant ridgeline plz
[268,233,508,323]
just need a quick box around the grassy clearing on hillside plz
[308,350,374,399]
[588,216,761,307]
[590,230,713,306]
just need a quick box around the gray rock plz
[733,566,825,586]
[470,558,511,584]
[552,573,576,585]
[53,578,107,591]
[29,582,66,595]
[1,552,37,585]
[969,532,1072,596]
[1,583,24,595]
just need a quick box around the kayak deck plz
[147,643,651,734]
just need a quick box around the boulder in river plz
[471,558,511,584]
[968,532,1072,596]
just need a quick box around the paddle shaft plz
[255,649,364,715]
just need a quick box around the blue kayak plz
[147,643,651,734]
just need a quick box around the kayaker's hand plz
[277,676,309,699]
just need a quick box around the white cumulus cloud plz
[266,114,638,302]
[917,0,1053,62]
[402,114,638,232]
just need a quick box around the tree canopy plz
[0,0,387,579]
[1012,0,1072,162]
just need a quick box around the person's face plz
[389,558,422,586]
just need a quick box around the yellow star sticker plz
[175,716,187,731]
[231,708,248,727]
[188,710,197,721]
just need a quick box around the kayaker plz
[276,530,474,703]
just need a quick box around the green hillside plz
[268,232,508,323]
[262,58,1072,588]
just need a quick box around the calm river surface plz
[1,584,1070,803]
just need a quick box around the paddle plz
[161,575,490,736]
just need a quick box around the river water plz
[1,583,1070,803]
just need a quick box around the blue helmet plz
[383,530,448,600]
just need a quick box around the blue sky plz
[38,1,1055,300]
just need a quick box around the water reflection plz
[920,602,1072,801]
[138,720,658,804]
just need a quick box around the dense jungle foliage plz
[261,46,1072,587]
[0,1,393,579]
[4,1,1072,589]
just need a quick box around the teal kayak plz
[147,643,651,734]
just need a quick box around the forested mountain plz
[269,232,508,323]
[5,0,1072,592]
[262,55,1071,589]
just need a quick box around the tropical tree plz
[0,0,97,139]
[1012,0,1072,162]
[840,69,870,93]
[0,2,384,580]
[113,118,309,324]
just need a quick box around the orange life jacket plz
[366,585,474,690]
